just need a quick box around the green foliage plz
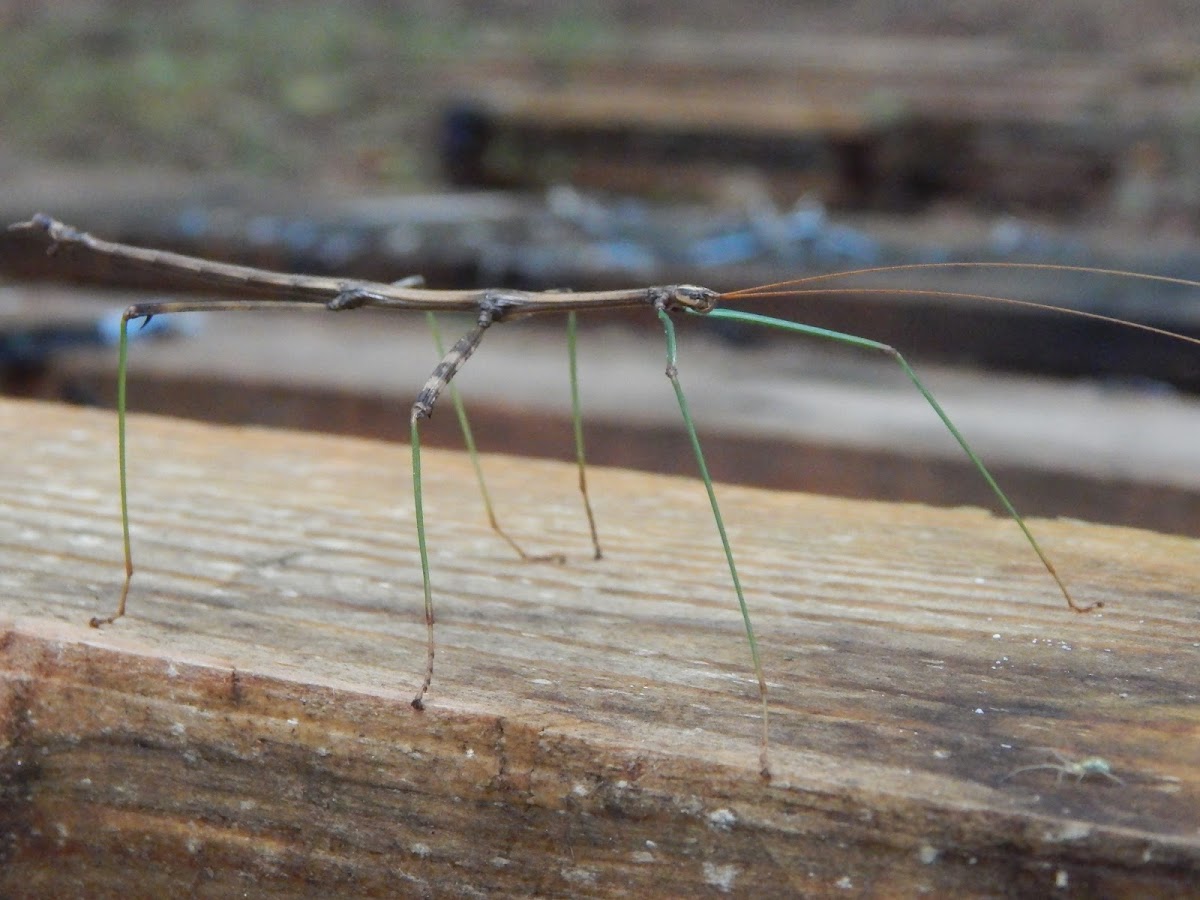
[0,3,487,181]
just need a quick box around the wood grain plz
[0,398,1197,897]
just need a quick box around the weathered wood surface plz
[443,34,1200,214]
[0,398,1197,898]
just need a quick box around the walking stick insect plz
[11,213,1200,778]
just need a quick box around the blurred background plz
[3,0,1200,534]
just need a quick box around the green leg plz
[94,312,135,627]
[698,307,1096,614]
[410,412,435,709]
[657,308,772,780]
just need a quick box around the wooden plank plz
[440,36,1150,211]
[0,398,1197,896]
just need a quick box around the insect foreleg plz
[409,311,493,710]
